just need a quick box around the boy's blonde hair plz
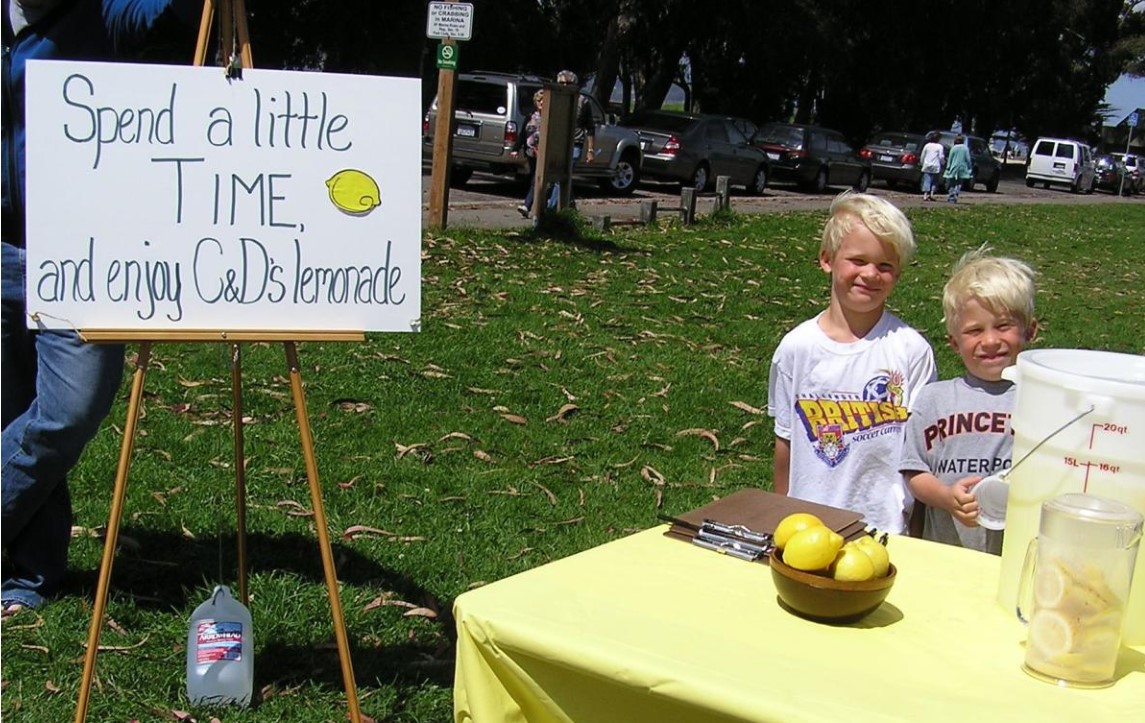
[821,191,916,266]
[942,247,1037,336]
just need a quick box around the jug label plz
[195,620,243,664]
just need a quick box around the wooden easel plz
[73,3,364,721]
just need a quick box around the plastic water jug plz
[186,585,254,706]
[995,350,1145,644]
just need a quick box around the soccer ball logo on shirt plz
[797,369,909,468]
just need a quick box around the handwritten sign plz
[24,61,421,332]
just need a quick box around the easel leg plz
[74,343,152,723]
[283,342,362,722]
[231,343,249,605]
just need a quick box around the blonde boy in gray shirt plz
[900,249,1038,553]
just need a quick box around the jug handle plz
[1015,538,1038,624]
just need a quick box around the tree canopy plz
[243,0,1144,144]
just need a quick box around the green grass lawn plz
[3,203,1143,721]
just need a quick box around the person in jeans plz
[2,0,197,618]
[943,135,973,203]
[510,89,545,217]
[919,131,945,201]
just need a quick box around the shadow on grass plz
[67,527,460,691]
[519,209,632,253]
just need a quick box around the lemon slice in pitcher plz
[1034,561,1068,608]
[1028,609,1075,658]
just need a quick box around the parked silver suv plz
[423,71,643,195]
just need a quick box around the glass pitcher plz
[1017,493,1143,688]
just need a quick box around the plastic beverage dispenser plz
[995,350,1145,644]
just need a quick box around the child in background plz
[768,192,937,533]
[900,249,1037,554]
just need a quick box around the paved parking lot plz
[423,161,1141,229]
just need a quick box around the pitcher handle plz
[1015,538,1038,624]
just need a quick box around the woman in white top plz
[919,132,946,201]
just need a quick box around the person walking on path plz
[2,0,198,619]
[919,132,945,201]
[943,135,972,203]
[510,89,544,217]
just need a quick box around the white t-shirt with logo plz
[768,311,937,532]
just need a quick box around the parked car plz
[859,131,926,190]
[1111,152,1142,194]
[1093,154,1129,194]
[933,131,1002,192]
[422,71,644,195]
[750,122,870,193]
[621,110,770,193]
[1025,137,1096,193]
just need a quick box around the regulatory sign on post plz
[436,43,457,71]
[427,2,474,41]
[1129,111,1139,128]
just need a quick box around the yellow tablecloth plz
[453,527,1145,722]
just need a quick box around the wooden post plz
[591,215,611,232]
[640,200,658,225]
[680,187,697,224]
[532,84,577,219]
[715,175,730,212]
[427,39,458,229]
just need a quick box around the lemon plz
[326,169,381,215]
[773,512,825,551]
[855,535,891,578]
[782,525,844,572]
[830,542,876,581]
[1028,609,1075,658]
[1034,561,1067,609]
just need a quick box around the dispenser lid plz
[974,475,1009,531]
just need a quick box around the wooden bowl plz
[769,549,896,623]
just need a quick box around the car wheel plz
[1085,179,1095,195]
[966,172,977,192]
[688,163,710,192]
[985,173,999,193]
[1070,177,1081,194]
[813,168,828,193]
[1043,182,1051,189]
[1025,177,1035,188]
[449,166,473,188]
[749,165,768,195]
[602,151,640,196]
[853,170,870,193]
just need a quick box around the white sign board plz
[25,61,422,332]
[427,2,473,41]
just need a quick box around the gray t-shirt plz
[900,375,1013,554]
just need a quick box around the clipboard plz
[663,488,867,564]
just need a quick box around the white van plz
[1025,137,1096,193]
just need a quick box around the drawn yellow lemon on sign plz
[326,169,381,216]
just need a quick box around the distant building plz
[1101,108,1145,153]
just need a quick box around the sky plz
[1103,74,1145,123]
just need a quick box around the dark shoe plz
[516,205,529,218]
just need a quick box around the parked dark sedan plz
[621,110,770,193]
[859,132,926,190]
[750,122,870,193]
[1093,154,1130,194]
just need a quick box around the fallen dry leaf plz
[473,449,494,462]
[403,607,438,619]
[45,680,61,693]
[342,525,395,540]
[438,431,473,442]
[531,481,558,505]
[274,500,314,517]
[545,403,579,423]
[730,400,764,415]
[676,428,720,450]
[499,413,528,425]
[395,442,429,459]
[641,465,666,486]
